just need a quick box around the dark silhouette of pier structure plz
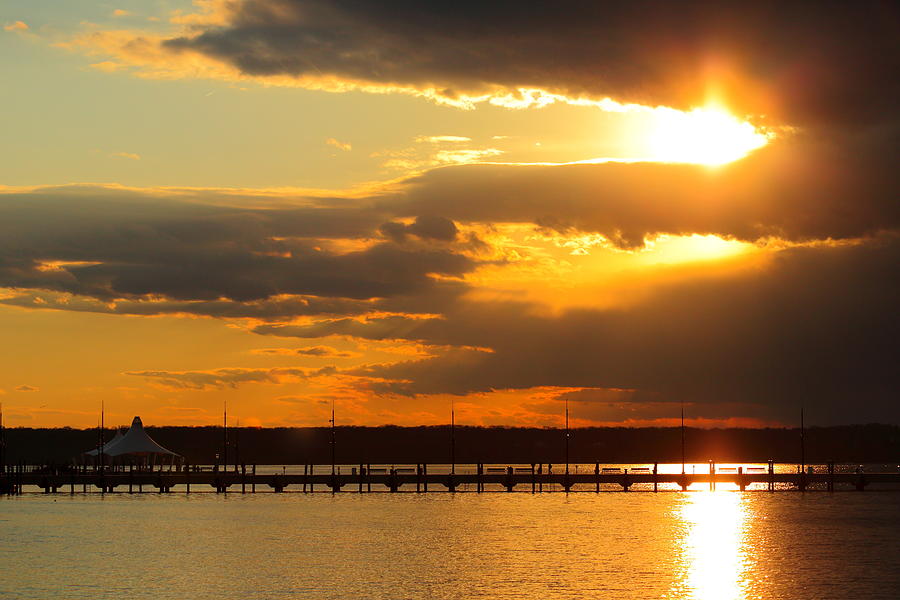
[3,461,898,495]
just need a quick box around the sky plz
[1,1,897,429]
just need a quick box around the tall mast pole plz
[565,395,570,475]
[681,400,685,475]
[222,400,227,470]
[0,402,5,472]
[330,398,336,476]
[96,414,100,471]
[800,404,805,474]
[235,418,240,471]
[100,399,105,473]
[450,398,456,475]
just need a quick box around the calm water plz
[1,491,898,599]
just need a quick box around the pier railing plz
[2,461,899,495]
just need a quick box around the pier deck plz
[3,464,899,494]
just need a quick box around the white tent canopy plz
[82,416,180,463]
[104,416,178,457]
[85,429,124,457]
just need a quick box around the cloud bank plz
[76,1,898,128]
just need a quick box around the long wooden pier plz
[3,463,899,495]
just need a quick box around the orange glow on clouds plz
[463,228,759,313]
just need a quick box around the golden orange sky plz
[1,1,897,428]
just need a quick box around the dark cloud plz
[0,282,468,321]
[254,345,359,358]
[524,392,776,424]
[379,215,458,243]
[0,291,373,320]
[0,186,474,303]
[124,366,336,390]
[65,241,469,301]
[162,0,898,127]
[261,235,900,425]
[254,315,443,342]
[293,346,358,358]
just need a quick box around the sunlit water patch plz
[671,492,748,599]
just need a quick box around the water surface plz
[2,492,898,599]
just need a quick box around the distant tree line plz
[3,424,898,465]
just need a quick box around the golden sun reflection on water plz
[676,491,749,600]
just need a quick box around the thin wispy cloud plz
[4,21,28,32]
[416,135,472,143]
[326,138,352,151]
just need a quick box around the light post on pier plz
[681,400,685,476]
[565,395,570,476]
[100,400,105,475]
[222,400,228,471]
[450,398,456,476]
[800,404,806,479]
[0,402,4,474]
[330,398,336,476]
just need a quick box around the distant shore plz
[4,424,898,465]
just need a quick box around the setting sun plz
[643,234,752,264]
[647,107,770,166]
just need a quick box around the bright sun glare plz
[643,234,752,264]
[680,492,748,599]
[648,106,770,166]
